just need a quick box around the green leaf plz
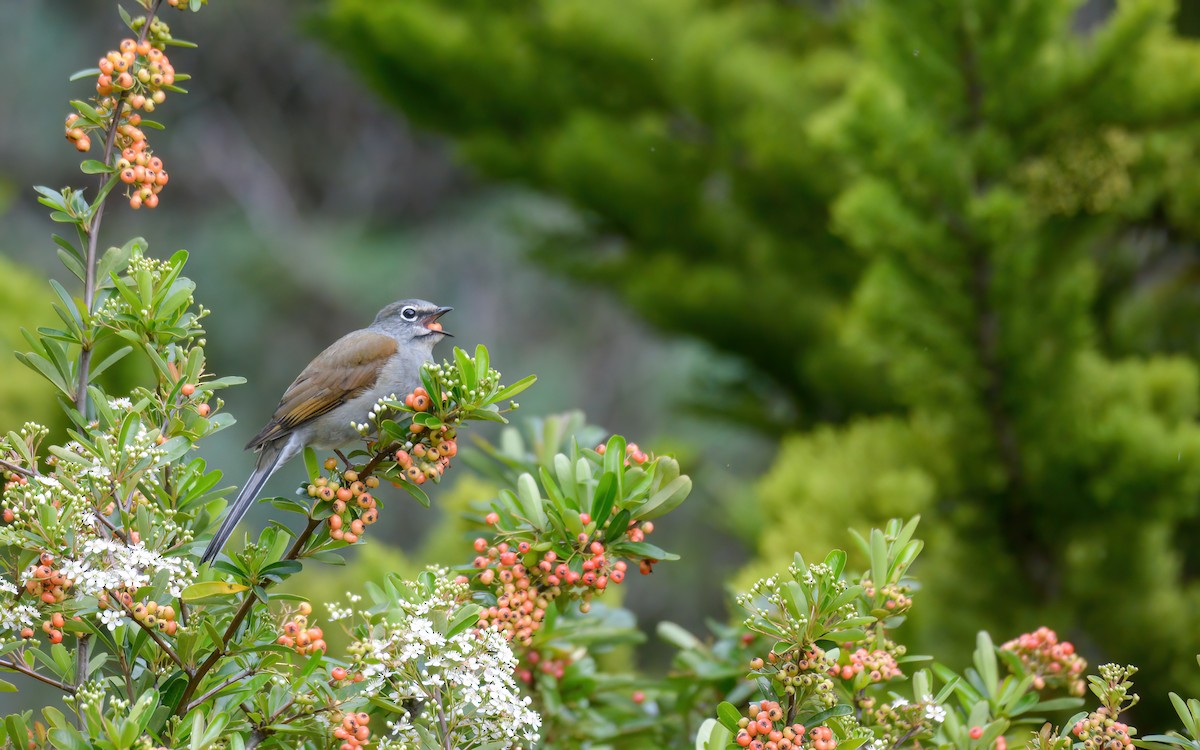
[694,718,733,750]
[716,701,742,732]
[517,473,548,529]
[57,248,85,282]
[49,727,90,750]
[613,541,680,561]
[303,447,320,482]
[454,346,476,391]
[80,159,111,174]
[657,621,702,651]
[591,472,617,528]
[397,479,430,508]
[90,346,133,380]
[803,704,853,725]
[181,581,250,601]
[636,475,692,520]
[446,603,482,639]
[489,374,537,404]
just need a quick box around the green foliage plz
[0,259,61,433]
[315,0,1200,718]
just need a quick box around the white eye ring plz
[401,306,418,321]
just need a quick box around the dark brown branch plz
[0,656,76,694]
[172,516,322,715]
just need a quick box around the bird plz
[199,299,452,564]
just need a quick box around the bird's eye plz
[401,306,418,321]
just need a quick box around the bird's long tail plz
[200,440,289,565]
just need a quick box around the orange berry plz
[19,628,33,639]
[48,630,63,644]
[331,666,347,681]
[343,533,358,544]
[120,168,137,184]
[197,403,210,417]
[486,512,500,525]
[75,137,91,152]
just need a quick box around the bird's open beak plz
[423,306,453,336]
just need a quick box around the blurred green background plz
[5,0,1200,725]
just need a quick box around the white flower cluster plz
[59,538,197,599]
[370,625,541,750]
[351,572,541,749]
[0,602,39,635]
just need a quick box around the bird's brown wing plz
[246,330,398,450]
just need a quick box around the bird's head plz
[372,299,453,344]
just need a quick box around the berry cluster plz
[1072,708,1136,750]
[472,541,551,646]
[24,552,73,605]
[65,17,181,209]
[117,144,169,210]
[131,600,179,636]
[25,612,69,644]
[829,647,902,683]
[332,711,372,750]
[391,386,458,485]
[733,700,833,750]
[1001,627,1086,694]
[748,648,838,708]
[309,462,382,546]
[329,665,365,684]
[97,591,179,636]
[595,441,650,466]
[95,38,176,112]
[861,579,913,616]
[516,649,571,684]
[276,603,327,655]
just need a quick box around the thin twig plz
[184,667,254,712]
[0,656,76,694]
[116,647,135,703]
[0,458,36,478]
